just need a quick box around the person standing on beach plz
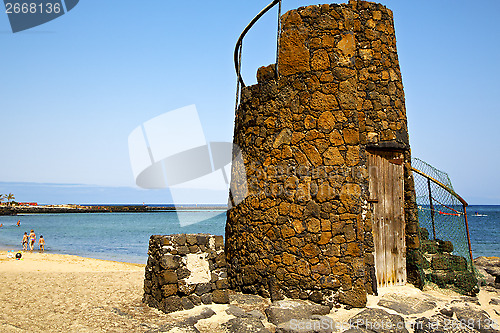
[29,229,36,252]
[22,232,28,251]
[38,235,45,252]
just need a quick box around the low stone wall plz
[143,234,229,313]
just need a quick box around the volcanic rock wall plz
[143,234,229,313]
[226,0,420,308]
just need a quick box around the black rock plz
[349,308,408,333]
[161,255,181,270]
[177,245,189,255]
[189,245,200,253]
[162,295,183,314]
[200,293,212,305]
[247,310,266,321]
[215,253,227,267]
[180,297,195,310]
[421,240,438,254]
[419,227,430,241]
[212,289,230,304]
[179,307,216,327]
[276,316,336,333]
[173,234,187,246]
[195,282,212,296]
[189,294,202,306]
[440,308,454,317]
[377,294,436,315]
[186,234,198,246]
[223,317,270,333]
[226,305,248,318]
[414,313,478,333]
[451,305,499,333]
[196,234,209,246]
[176,267,191,280]
[309,291,324,303]
[265,299,331,326]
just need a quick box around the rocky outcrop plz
[475,257,500,290]
[138,284,500,332]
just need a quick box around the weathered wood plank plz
[368,151,406,288]
[387,160,395,286]
[395,163,406,285]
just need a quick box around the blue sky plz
[0,0,499,204]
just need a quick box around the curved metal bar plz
[234,0,281,88]
[410,164,468,207]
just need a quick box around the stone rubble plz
[138,286,500,333]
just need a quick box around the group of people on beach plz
[0,219,45,252]
[22,229,44,252]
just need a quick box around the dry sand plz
[0,251,238,333]
[1,251,500,333]
[0,251,174,332]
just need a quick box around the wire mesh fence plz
[411,158,473,271]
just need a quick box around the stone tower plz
[225,0,420,308]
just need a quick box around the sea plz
[0,210,226,264]
[0,205,498,264]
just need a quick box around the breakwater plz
[0,205,226,216]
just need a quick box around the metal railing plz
[410,163,474,265]
[234,0,282,110]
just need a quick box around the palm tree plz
[6,193,15,206]
[0,194,5,205]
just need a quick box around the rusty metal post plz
[427,178,436,240]
[462,205,474,271]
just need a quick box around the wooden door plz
[368,151,406,287]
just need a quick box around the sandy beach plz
[0,251,173,332]
[1,251,500,333]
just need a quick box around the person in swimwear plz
[38,235,45,252]
[22,232,29,251]
[16,220,20,227]
[29,229,36,252]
